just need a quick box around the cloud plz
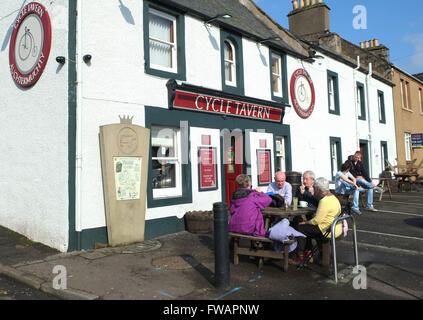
[403,33,423,69]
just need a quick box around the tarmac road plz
[336,191,423,299]
[0,274,57,300]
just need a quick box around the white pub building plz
[0,0,396,251]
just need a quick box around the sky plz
[254,0,423,75]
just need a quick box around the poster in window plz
[198,147,218,191]
[257,149,271,186]
[411,133,423,149]
[114,157,142,200]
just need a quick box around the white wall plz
[0,0,70,251]
[78,0,397,234]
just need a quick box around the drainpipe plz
[75,0,83,250]
[353,56,360,150]
[365,63,373,177]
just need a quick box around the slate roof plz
[413,73,423,82]
[153,0,308,58]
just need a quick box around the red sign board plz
[290,69,315,119]
[173,90,283,123]
[9,2,52,87]
[257,149,271,185]
[198,147,218,191]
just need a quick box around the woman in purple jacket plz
[229,174,272,237]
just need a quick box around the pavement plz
[0,190,422,303]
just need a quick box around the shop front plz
[145,80,291,217]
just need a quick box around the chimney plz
[361,38,390,61]
[288,0,331,37]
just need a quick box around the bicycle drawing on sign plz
[19,26,38,61]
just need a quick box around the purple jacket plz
[229,188,272,237]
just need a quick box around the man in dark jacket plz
[348,151,379,211]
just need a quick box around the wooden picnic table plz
[261,206,315,230]
[394,173,419,192]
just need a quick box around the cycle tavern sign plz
[9,2,52,88]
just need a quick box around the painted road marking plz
[351,229,423,241]
[384,200,423,206]
[376,209,423,217]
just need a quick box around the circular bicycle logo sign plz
[9,2,52,88]
[290,69,315,119]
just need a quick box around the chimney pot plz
[365,40,369,48]
[300,0,305,8]
[360,42,364,48]
[370,39,374,47]
[318,0,323,3]
[374,38,379,46]
[292,0,299,10]
[305,0,311,6]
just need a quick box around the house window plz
[224,40,236,86]
[404,133,411,161]
[380,141,388,171]
[151,126,182,198]
[327,71,340,115]
[220,31,244,95]
[400,79,411,110]
[357,82,366,120]
[378,90,386,123]
[419,88,423,114]
[275,136,286,172]
[149,9,176,72]
[329,137,342,180]
[144,2,186,80]
[272,53,282,97]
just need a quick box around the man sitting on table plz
[292,170,318,230]
[349,151,378,211]
[292,177,343,265]
[266,171,292,205]
[296,170,319,209]
[229,174,272,237]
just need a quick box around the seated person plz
[229,174,272,237]
[292,177,342,265]
[266,171,292,205]
[336,161,374,215]
[296,170,319,209]
[349,151,378,211]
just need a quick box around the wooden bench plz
[229,232,295,272]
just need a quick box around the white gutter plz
[365,62,373,177]
[75,0,83,249]
[353,56,360,149]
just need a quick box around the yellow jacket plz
[309,195,342,238]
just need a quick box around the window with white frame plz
[378,90,386,123]
[328,78,335,111]
[224,40,236,86]
[404,133,411,161]
[148,8,177,73]
[401,79,411,110]
[272,53,283,97]
[327,71,339,114]
[275,136,286,172]
[419,88,423,113]
[151,126,182,198]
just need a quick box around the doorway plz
[359,139,369,174]
[224,133,243,206]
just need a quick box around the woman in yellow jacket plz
[294,177,343,265]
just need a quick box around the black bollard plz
[213,202,230,290]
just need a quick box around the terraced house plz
[0,0,396,251]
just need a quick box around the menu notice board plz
[411,133,423,149]
[114,157,142,201]
[257,149,271,186]
[198,147,218,191]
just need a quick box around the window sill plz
[401,107,413,113]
